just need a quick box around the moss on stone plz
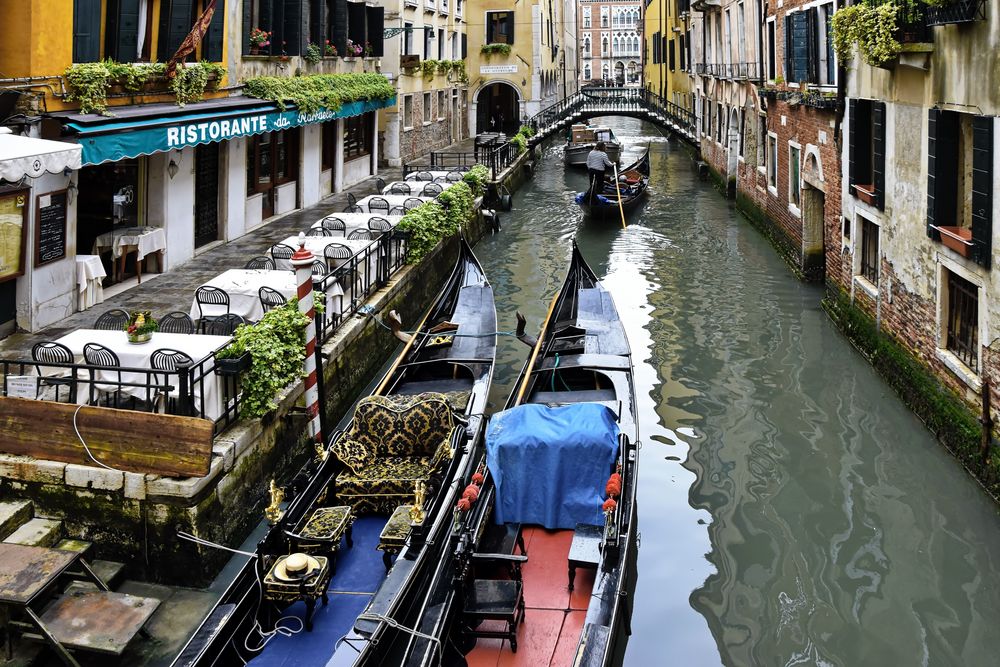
[734,191,807,281]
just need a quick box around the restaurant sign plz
[71,97,395,166]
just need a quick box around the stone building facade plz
[579,0,643,87]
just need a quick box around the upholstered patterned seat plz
[332,393,455,513]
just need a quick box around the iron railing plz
[867,0,934,43]
[926,0,985,25]
[404,135,520,180]
[695,62,761,81]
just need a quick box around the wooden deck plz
[466,527,596,667]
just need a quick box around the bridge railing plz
[526,88,697,141]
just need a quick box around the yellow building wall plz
[642,0,689,102]
[465,1,534,106]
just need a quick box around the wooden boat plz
[399,242,639,667]
[576,151,650,221]
[173,239,497,666]
[563,124,622,167]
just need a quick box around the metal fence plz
[403,135,521,180]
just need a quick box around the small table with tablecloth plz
[309,213,404,237]
[354,194,433,214]
[191,269,344,324]
[91,227,166,284]
[74,255,106,311]
[272,236,376,273]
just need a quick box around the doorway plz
[248,129,299,220]
[726,108,740,199]
[801,184,826,279]
[77,158,144,284]
[194,143,219,248]
[476,83,520,135]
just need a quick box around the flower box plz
[935,226,974,258]
[852,184,877,206]
[214,351,252,376]
[927,0,986,25]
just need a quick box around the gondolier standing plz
[586,141,614,203]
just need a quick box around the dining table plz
[74,255,106,311]
[91,226,167,284]
[403,170,463,183]
[190,269,345,325]
[354,194,434,214]
[47,329,231,420]
[381,181,457,196]
[310,213,404,237]
[271,236,376,271]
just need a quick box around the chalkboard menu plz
[35,190,67,267]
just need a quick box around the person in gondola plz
[586,141,615,203]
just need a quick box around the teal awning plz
[63,96,395,166]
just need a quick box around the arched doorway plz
[614,61,625,86]
[476,82,520,135]
[726,107,740,198]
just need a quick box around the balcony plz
[691,0,722,10]
[695,62,761,81]
[926,0,985,25]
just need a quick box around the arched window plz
[583,36,590,55]
[584,64,591,79]
[602,37,609,56]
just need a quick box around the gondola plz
[173,238,497,667]
[575,151,650,221]
[563,124,622,168]
[400,242,639,667]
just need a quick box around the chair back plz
[244,256,276,270]
[311,259,328,276]
[348,229,375,241]
[343,204,363,213]
[306,227,332,237]
[346,192,357,206]
[368,217,391,232]
[93,308,130,331]
[368,196,390,213]
[421,182,443,196]
[150,348,193,372]
[83,343,120,368]
[388,206,405,216]
[259,286,287,313]
[414,171,433,182]
[270,243,296,261]
[403,197,425,212]
[159,311,195,334]
[375,177,386,193]
[388,182,411,195]
[446,171,463,182]
[320,217,346,234]
[195,286,230,321]
[32,341,73,365]
[324,244,353,261]
[205,313,245,336]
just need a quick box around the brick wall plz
[398,88,466,162]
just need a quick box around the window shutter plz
[204,0,225,62]
[366,7,384,57]
[106,0,141,62]
[669,39,676,71]
[242,0,252,53]
[158,0,196,62]
[506,13,515,45]
[73,0,103,62]
[331,0,348,56]
[347,2,366,50]
[927,109,959,240]
[461,33,467,59]
[873,101,886,211]
[679,34,686,70]
[784,15,792,82]
[283,0,303,55]
[806,8,819,83]
[971,115,994,268]
[848,99,858,187]
[311,0,325,44]
[788,12,810,83]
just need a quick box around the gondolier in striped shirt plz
[586,142,615,203]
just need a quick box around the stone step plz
[0,499,33,541]
[3,517,62,548]
[91,559,127,589]
[55,538,93,557]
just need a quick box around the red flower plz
[471,472,484,485]
[457,498,471,512]
[602,498,617,513]
[462,485,480,502]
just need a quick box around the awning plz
[0,130,82,182]
[51,95,395,166]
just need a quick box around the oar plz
[515,291,560,406]
[613,164,627,229]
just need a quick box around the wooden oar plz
[613,164,627,229]
[515,291,560,406]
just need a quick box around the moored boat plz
[576,151,650,221]
[400,242,639,667]
[563,124,622,167]
[172,239,497,667]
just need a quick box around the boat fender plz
[483,208,501,233]
[499,193,512,211]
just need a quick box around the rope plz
[242,561,306,653]
[356,612,442,662]
[176,531,258,558]
[73,405,122,472]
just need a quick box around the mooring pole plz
[291,233,324,451]
[980,381,992,468]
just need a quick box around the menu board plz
[0,190,27,283]
[35,191,67,267]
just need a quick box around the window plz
[438,28,444,60]
[403,95,413,128]
[817,3,835,85]
[766,19,776,80]
[247,129,299,193]
[725,10,732,65]
[757,115,766,168]
[944,270,979,373]
[927,110,994,268]
[486,11,514,44]
[859,217,879,284]
[423,92,431,123]
[344,114,372,161]
[425,26,433,59]
[789,144,801,209]
[738,112,746,158]
[785,4,837,85]
[848,99,886,210]
[679,34,686,70]
[583,8,591,29]
[404,22,414,54]
[767,134,778,190]
[584,64,591,79]
[437,90,446,119]
[451,32,457,59]
[737,2,746,64]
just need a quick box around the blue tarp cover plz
[486,403,619,529]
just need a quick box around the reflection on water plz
[475,117,1000,666]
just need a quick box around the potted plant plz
[935,226,974,258]
[125,311,157,344]
[345,39,363,58]
[852,183,878,206]
[324,41,338,57]
[364,41,374,57]
[249,28,271,55]
[303,42,322,64]
[214,345,252,376]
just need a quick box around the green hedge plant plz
[830,3,901,68]
[480,43,512,57]
[243,72,395,114]
[65,60,225,115]
[462,164,490,197]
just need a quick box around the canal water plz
[473,118,1000,666]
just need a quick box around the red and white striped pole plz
[291,233,323,449]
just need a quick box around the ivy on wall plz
[64,60,225,115]
[243,72,395,114]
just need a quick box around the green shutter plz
[106,0,141,62]
[283,0,303,55]
[311,0,325,44]
[347,2,366,48]
[331,0,348,55]
[970,115,993,268]
[366,7,384,57]
[873,101,886,211]
[926,108,940,239]
[461,33,467,59]
[507,12,515,45]
[204,0,225,61]
[788,12,810,83]
[73,0,103,63]
[158,0,196,62]
[848,99,857,187]
[784,15,792,82]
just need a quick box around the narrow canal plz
[473,118,1000,666]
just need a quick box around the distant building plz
[642,0,693,110]
[578,0,643,88]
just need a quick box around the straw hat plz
[272,553,321,582]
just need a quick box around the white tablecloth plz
[92,227,167,260]
[403,170,460,183]
[50,329,230,420]
[355,194,433,214]
[191,269,344,324]
[74,255,106,311]
[382,181,457,196]
[272,236,375,271]
[310,213,404,236]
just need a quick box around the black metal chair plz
[367,217,391,232]
[324,244,353,262]
[346,192,357,207]
[446,171,464,182]
[204,313,245,337]
[159,311,195,334]
[93,308,130,331]
[348,229,375,241]
[306,227,332,237]
[388,206,405,216]
[369,196,391,214]
[403,197,425,212]
[343,204,363,213]
[414,171,433,181]
[311,259,329,276]
[150,348,194,411]
[388,182,411,195]
[320,217,347,235]
[271,243,296,264]
[31,341,77,402]
[259,286,287,313]
[374,177,386,194]
[194,286,230,332]
[245,256,276,270]
[461,552,528,653]
[421,182,443,196]
[82,342,123,406]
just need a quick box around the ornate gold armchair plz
[331,393,456,514]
